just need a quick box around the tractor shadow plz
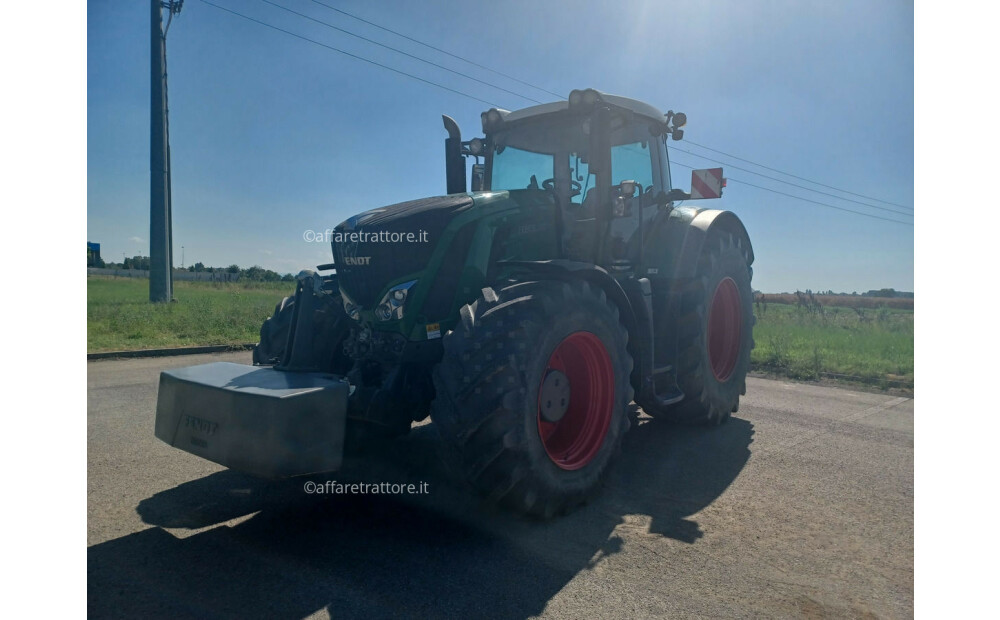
[89,409,753,618]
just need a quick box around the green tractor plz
[155,89,754,517]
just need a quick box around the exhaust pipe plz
[442,115,466,195]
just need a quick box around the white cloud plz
[128,236,144,244]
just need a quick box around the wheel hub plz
[538,369,571,423]
[536,331,614,470]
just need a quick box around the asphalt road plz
[88,352,913,618]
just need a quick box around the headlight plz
[375,280,417,321]
[341,288,361,321]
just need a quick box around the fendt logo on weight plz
[183,414,218,436]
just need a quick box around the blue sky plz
[87,0,913,293]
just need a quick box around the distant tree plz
[242,265,264,281]
[238,265,283,282]
[227,264,241,274]
[864,288,897,298]
[280,273,294,282]
[124,255,151,270]
[193,262,205,272]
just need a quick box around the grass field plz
[88,276,913,389]
[87,276,293,352]
[750,303,913,387]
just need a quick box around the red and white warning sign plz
[690,168,726,199]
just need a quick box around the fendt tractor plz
[155,89,755,517]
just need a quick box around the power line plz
[683,139,913,211]
[671,147,913,218]
[258,0,542,104]
[670,157,912,226]
[201,0,912,226]
[196,0,501,107]
[305,0,565,100]
[304,3,913,216]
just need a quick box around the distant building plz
[87,242,102,267]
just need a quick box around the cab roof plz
[498,91,666,125]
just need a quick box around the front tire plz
[253,296,295,365]
[252,292,352,374]
[431,279,634,517]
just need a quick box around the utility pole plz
[150,0,183,302]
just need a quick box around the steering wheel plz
[542,178,582,197]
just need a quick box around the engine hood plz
[331,195,475,307]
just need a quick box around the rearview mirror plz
[471,163,485,192]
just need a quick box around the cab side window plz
[610,142,654,193]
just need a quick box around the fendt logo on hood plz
[341,238,372,266]
[342,255,372,266]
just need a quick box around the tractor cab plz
[444,89,706,273]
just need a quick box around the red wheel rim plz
[708,277,742,381]
[536,331,614,470]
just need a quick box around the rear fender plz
[672,209,754,279]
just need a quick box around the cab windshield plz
[489,116,595,204]
[488,113,660,203]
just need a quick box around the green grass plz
[750,304,913,386]
[88,276,914,389]
[88,276,293,352]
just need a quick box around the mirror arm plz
[657,189,690,206]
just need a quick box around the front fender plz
[499,259,639,340]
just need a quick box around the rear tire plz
[645,231,754,425]
[431,279,634,517]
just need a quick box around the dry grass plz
[757,293,913,310]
